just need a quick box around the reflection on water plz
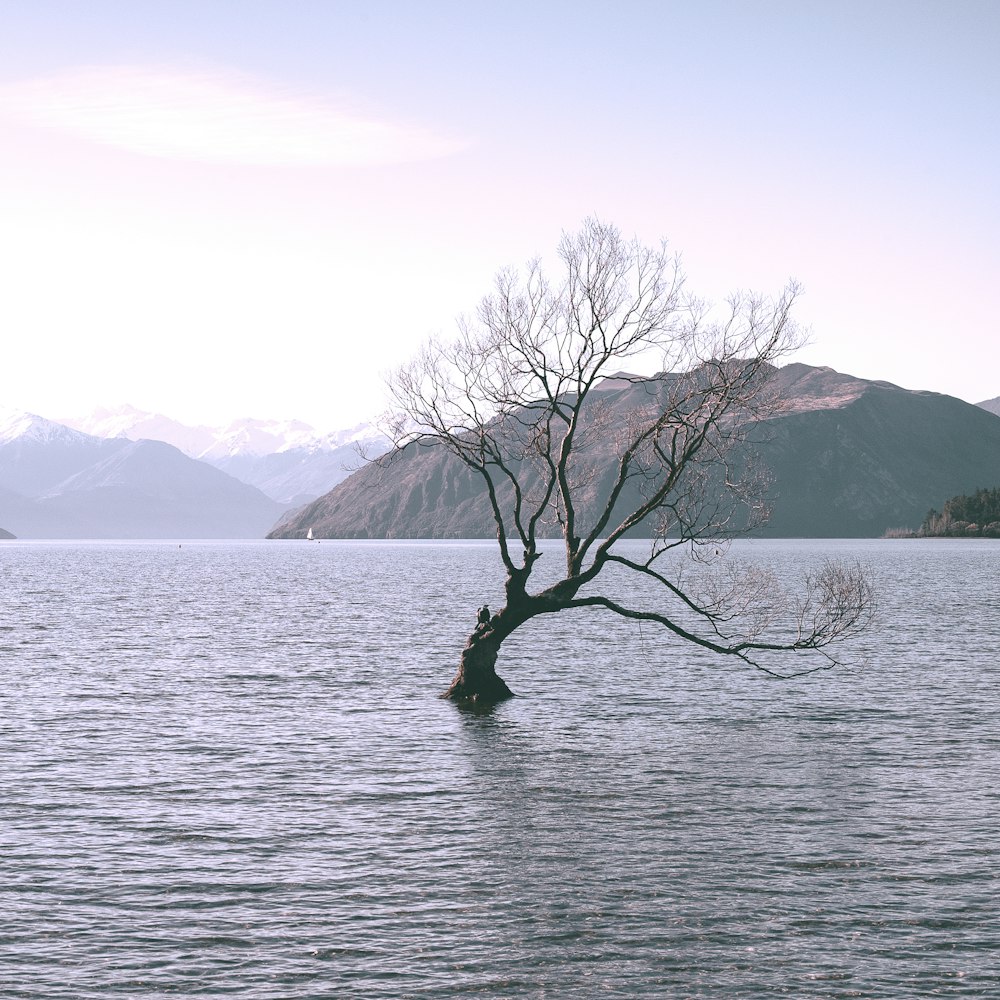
[1,538,998,997]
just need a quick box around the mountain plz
[210,446,370,506]
[33,439,284,538]
[0,526,15,539]
[60,406,387,503]
[751,364,1000,535]
[0,482,62,538]
[977,396,1000,417]
[0,407,126,497]
[0,408,285,538]
[268,364,1000,539]
[199,419,386,504]
[56,404,219,456]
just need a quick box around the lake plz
[1,538,997,997]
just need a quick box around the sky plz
[0,0,997,431]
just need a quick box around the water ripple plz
[0,538,998,997]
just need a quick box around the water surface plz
[1,539,997,997]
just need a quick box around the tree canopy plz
[386,220,876,704]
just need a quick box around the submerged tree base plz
[441,633,515,706]
[440,675,515,706]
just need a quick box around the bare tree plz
[386,220,876,704]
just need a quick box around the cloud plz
[0,65,466,166]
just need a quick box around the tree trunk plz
[441,629,514,705]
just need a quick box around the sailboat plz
[306,527,315,541]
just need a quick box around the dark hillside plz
[269,365,1000,539]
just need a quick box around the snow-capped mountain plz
[0,406,102,448]
[59,404,219,456]
[60,405,385,460]
[0,407,126,497]
[56,405,389,504]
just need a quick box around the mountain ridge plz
[269,363,1000,540]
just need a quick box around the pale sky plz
[1,0,997,430]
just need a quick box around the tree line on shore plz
[886,487,1000,538]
